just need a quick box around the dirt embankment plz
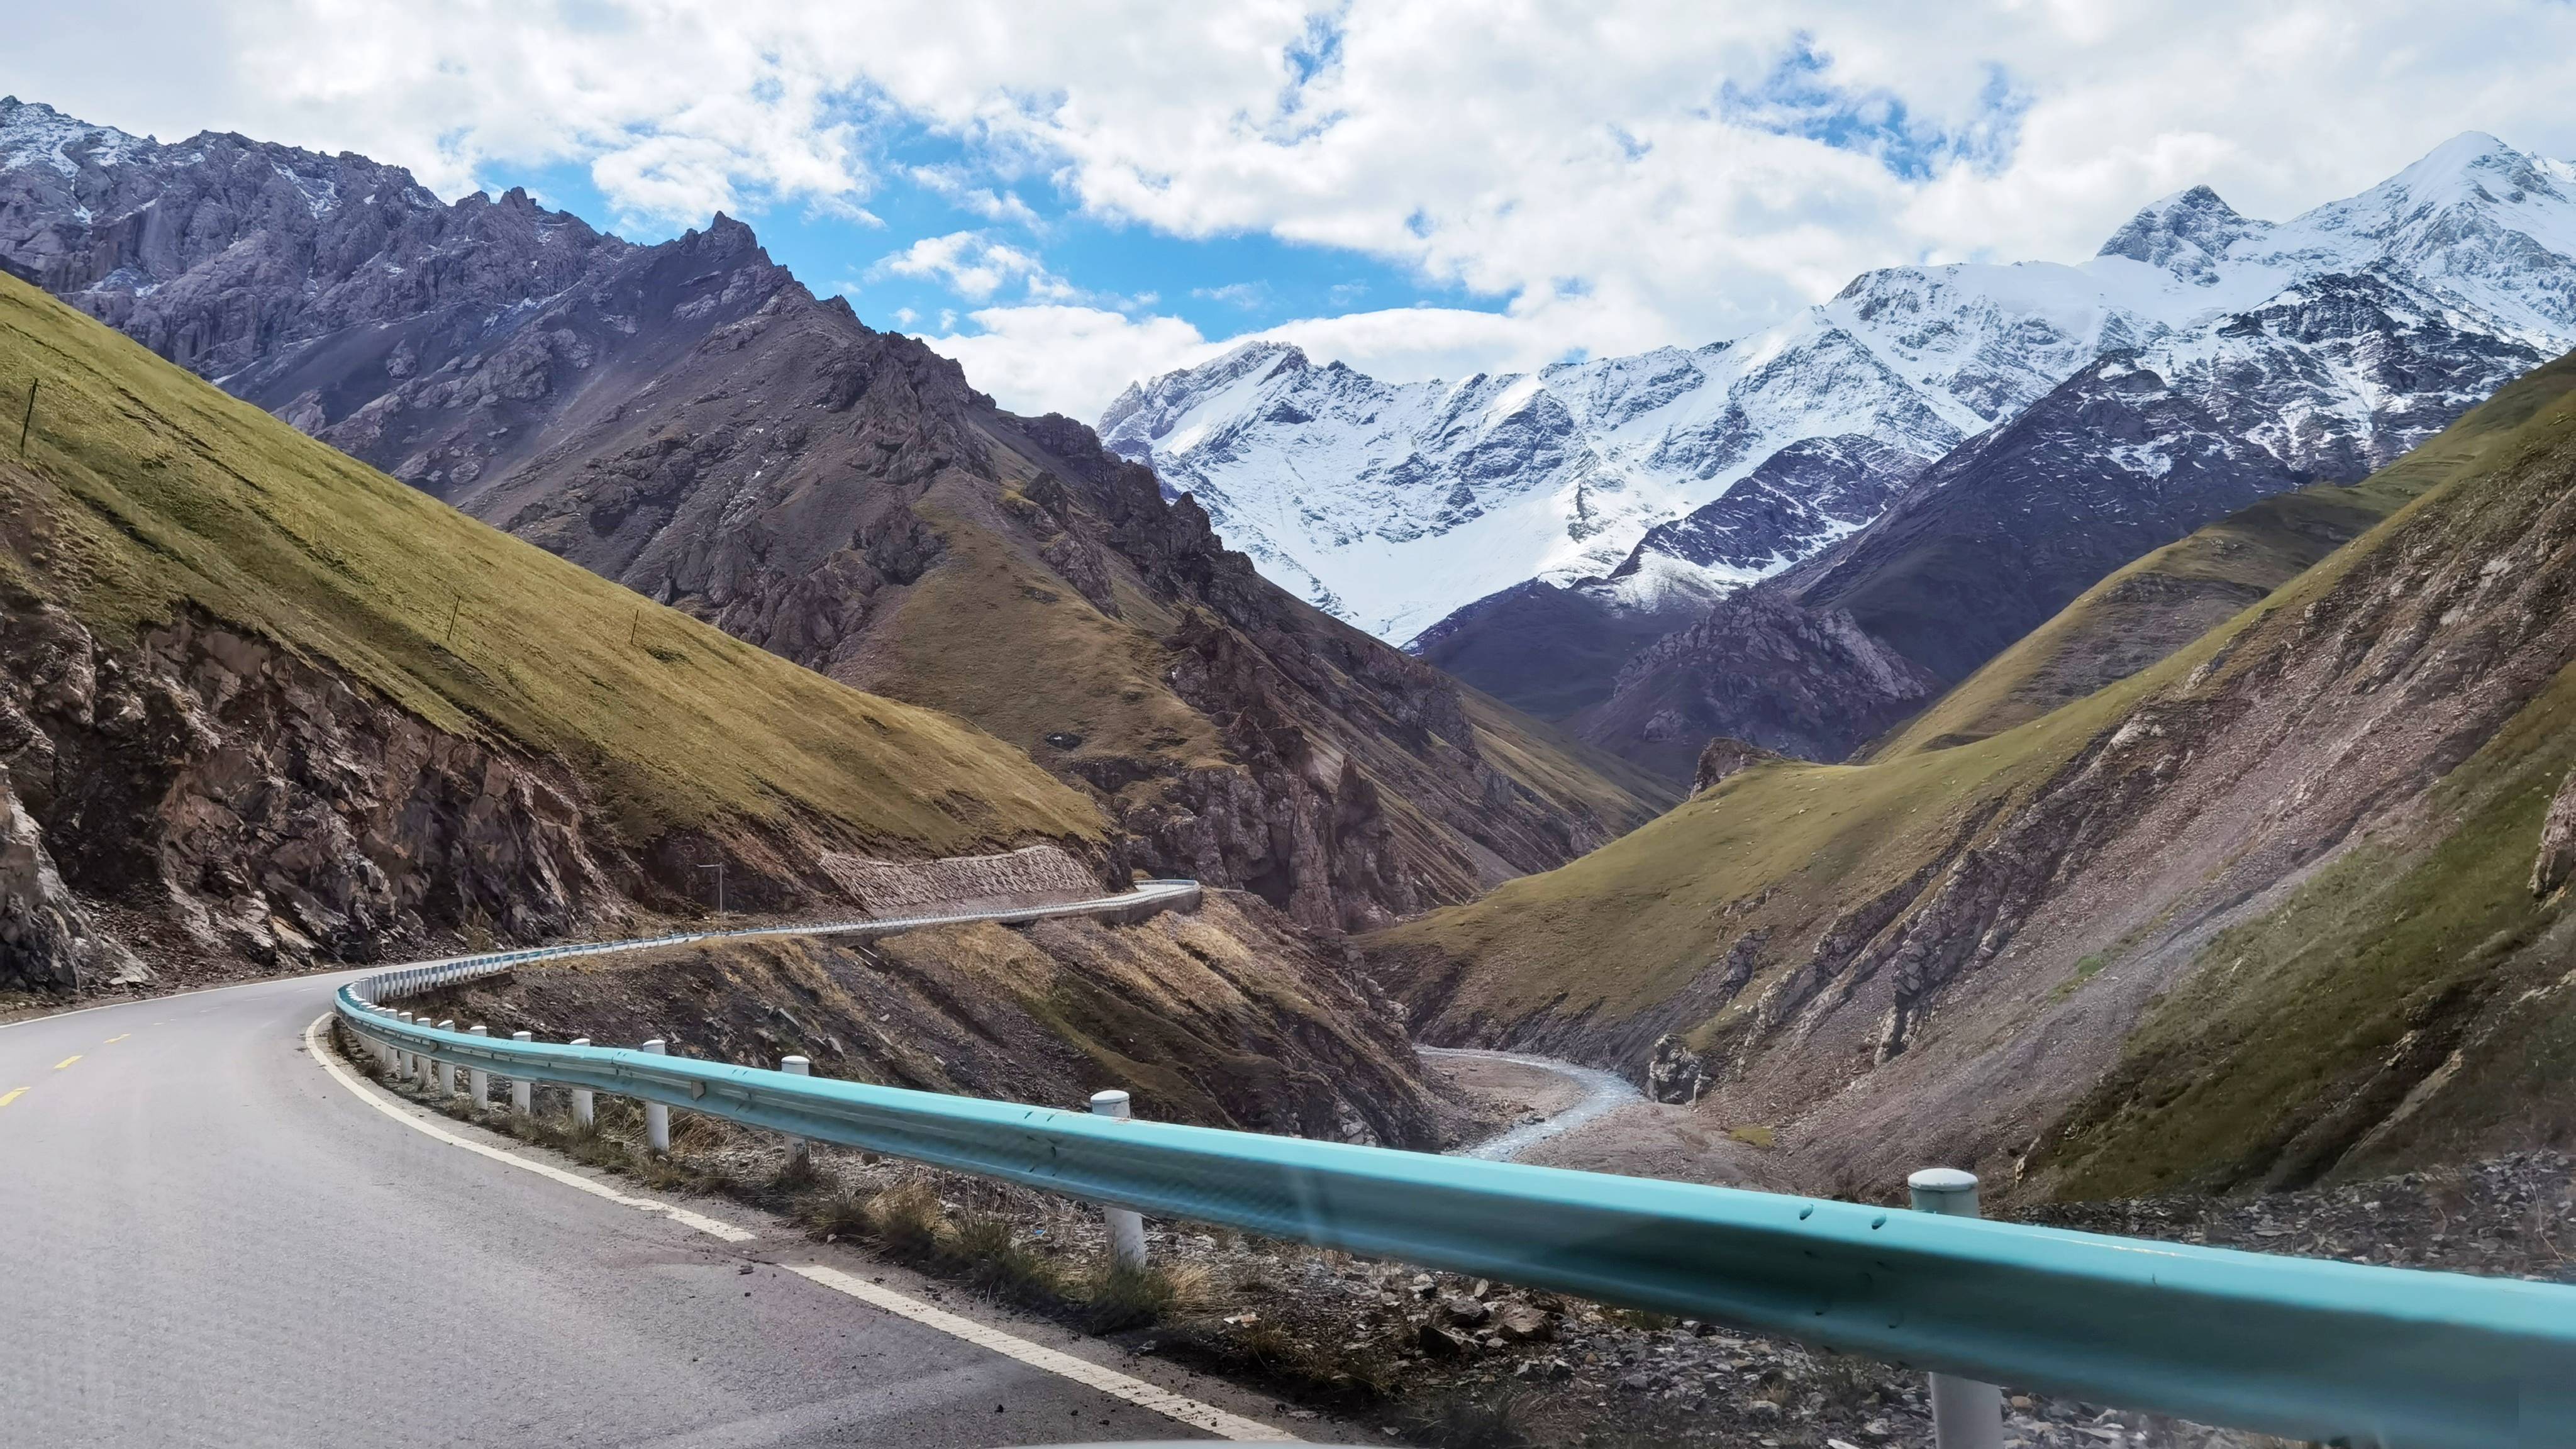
[423,888,1474,1150]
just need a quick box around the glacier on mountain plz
[1100,131,2576,645]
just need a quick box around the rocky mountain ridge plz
[0,274,1111,997]
[1106,133,2576,780]
[1108,132,2576,653]
[0,96,1666,934]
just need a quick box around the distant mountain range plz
[0,95,1667,928]
[1367,352,2576,1199]
[1101,133,2576,775]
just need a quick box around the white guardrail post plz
[643,1038,670,1152]
[509,1032,533,1114]
[467,1025,492,1107]
[435,1021,457,1096]
[781,1055,810,1162]
[569,1039,594,1127]
[1089,1089,1148,1271]
[399,1013,417,1079]
[1911,1168,2006,1449]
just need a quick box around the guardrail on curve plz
[331,881,2575,1449]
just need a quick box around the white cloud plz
[918,305,1215,418]
[14,1,2576,411]
[905,165,1043,227]
[874,230,1058,301]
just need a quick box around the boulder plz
[0,769,135,991]
[1493,1301,1554,1343]
[2534,768,2576,897]
[1646,1033,1706,1104]
[1438,1294,1490,1328]
[1416,1322,1471,1357]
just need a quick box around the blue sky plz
[503,123,1504,361]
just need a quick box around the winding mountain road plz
[0,889,1294,1449]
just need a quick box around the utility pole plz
[445,592,462,647]
[629,611,639,647]
[18,380,32,458]
[698,860,726,918]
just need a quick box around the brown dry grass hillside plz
[1368,351,2576,1201]
[0,274,1102,993]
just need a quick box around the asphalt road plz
[0,958,1279,1448]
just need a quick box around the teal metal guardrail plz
[335,891,2576,1449]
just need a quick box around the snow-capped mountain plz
[1101,132,2576,647]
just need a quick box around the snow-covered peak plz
[2096,184,2268,283]
[0,96,147,177]
[1101,131,2576,647]
[1099,338,1317,464]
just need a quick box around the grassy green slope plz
[2040,661,2576,1196]
[0,274,1101,855]
[1376,354,2576,1072]
[2028,368,2576,1194]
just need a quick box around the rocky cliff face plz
[0,98,1663,936]
[1570,589,1940,777]
[0,594,628,992]
[2538,767,2576,898]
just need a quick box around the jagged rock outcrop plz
[1692,737,1787,794]
[1645,1034,1705,1104]
[0,596,628,991]
[2536,767,2576,897]
[1571,587,1940,779]
[0,97,623,404]
[0,767,129,990]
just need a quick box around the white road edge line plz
[304,1013,752,1240]
[786,1262,1293,1442]
[303,1014,1292,1443]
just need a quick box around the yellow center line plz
[0,1087,25,1108]
[52,1055,81,1070]
[103,1033,129,1045]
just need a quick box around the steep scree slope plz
[1368,352,2576,1199]
[0,274,1102,995]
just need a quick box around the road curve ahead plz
[0,893,1289,1449]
